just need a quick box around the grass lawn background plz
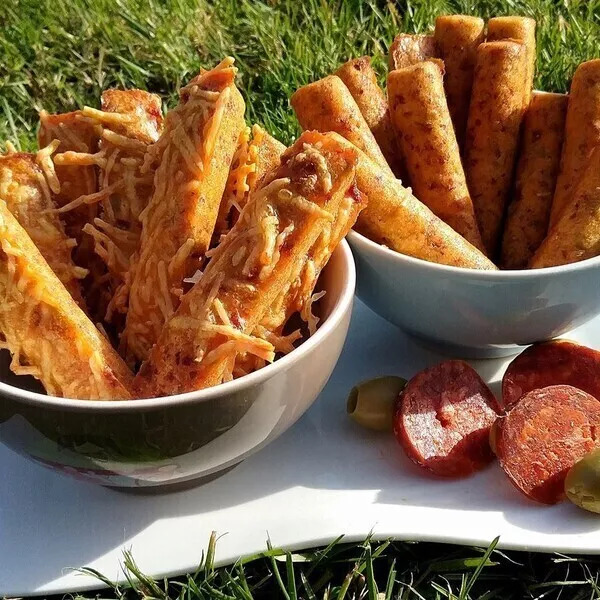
[2,0,600,598]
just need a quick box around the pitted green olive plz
[347,376,407,431]
[565,448,600,513]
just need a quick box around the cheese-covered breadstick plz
[0,149,87,303]
[434,15,484,148]
[215,124,285,237]
[134,132,365,397]
[464,40,528,257]
[388,61,484,250]
[389,34,438,70]
[54,90,163,324]
[531,146,600,268]
[38,110,98,243]
[335,56,406,179]
[487,16,536,106]
[501,92,567,269]
[123,58,245,364]
[0,200,133,399]
[549,59,600,227]
[290,75,394,177]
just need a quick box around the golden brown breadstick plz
[464,40,528,257]
[549,59,600,227]
[0,149,87,303]
[387,61,484,250]
[389,34,438,70]
[434,15,484,147]
[215,124,285,237]
[123,58,245,364]
[500,92,568,269]
[530,146,600,268]
[335,57,406,179]
[290,75,394,177]
[487,16,536,106]
[0,200,133,399]
[134,132,365,397]
[53,90,163,324]
[38,110,98,243]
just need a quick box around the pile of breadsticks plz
[292,15,600,270]
[0,59,368,400]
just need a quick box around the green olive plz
[347,376,407,432]
[565,448,600,513]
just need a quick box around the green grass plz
[1,0,599,150]
[69,533,600,600]
[3,0,600,598]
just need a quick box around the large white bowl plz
[347,230,600,358]
[0,241,355,490]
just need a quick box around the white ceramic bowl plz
[0,241,355,490]
[347,230,600,359]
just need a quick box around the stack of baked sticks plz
[292,15,600,270]
[0,59,369,400]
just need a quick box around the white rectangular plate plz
[2,299,600,596]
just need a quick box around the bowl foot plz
[408,332,524,360]
[105,462,241,494]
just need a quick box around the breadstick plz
[0,200,133,399]
[487,16,536,106]
[134,132,364,397]
[38,110,99,243]
[54,90,163,324]
[500,92,567,269]
[434,15,484,147]
[389,34,438,70]
[290,75,394,177]
[0,149,87,303]
[215,124,285,237]
[123,58,246,364]
[464,40,528,257]
[530,146,600,268]
[388,61,484,250]
[549,59,600,227]
[335,56,406,179]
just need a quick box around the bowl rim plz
[0,240,356,412]
[346,229,600,278]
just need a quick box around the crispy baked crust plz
[433,15,484,148]
[53,90,164,325]
[134,131,364,397]
[530,145,600,268]
[291,75,394,177]
[123,59,246,364]
[549,59,600,228]
[335,57,406,180]
[0,200,133,399]
[388,61,484,250]
[464,41,528,257]
[487,16,536,107]
[0,150,87,303]
[501,92,567,269]
[388,33,438,71]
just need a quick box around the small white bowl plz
[0,241,355,490]
[347,230,600,359]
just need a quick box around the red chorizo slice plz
[502,340,600,409]
[497,385,600,504]
[394,360,500,477]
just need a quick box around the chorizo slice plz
[497,385,600,504]
[394,360,499,477]
[502,340,600,409]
